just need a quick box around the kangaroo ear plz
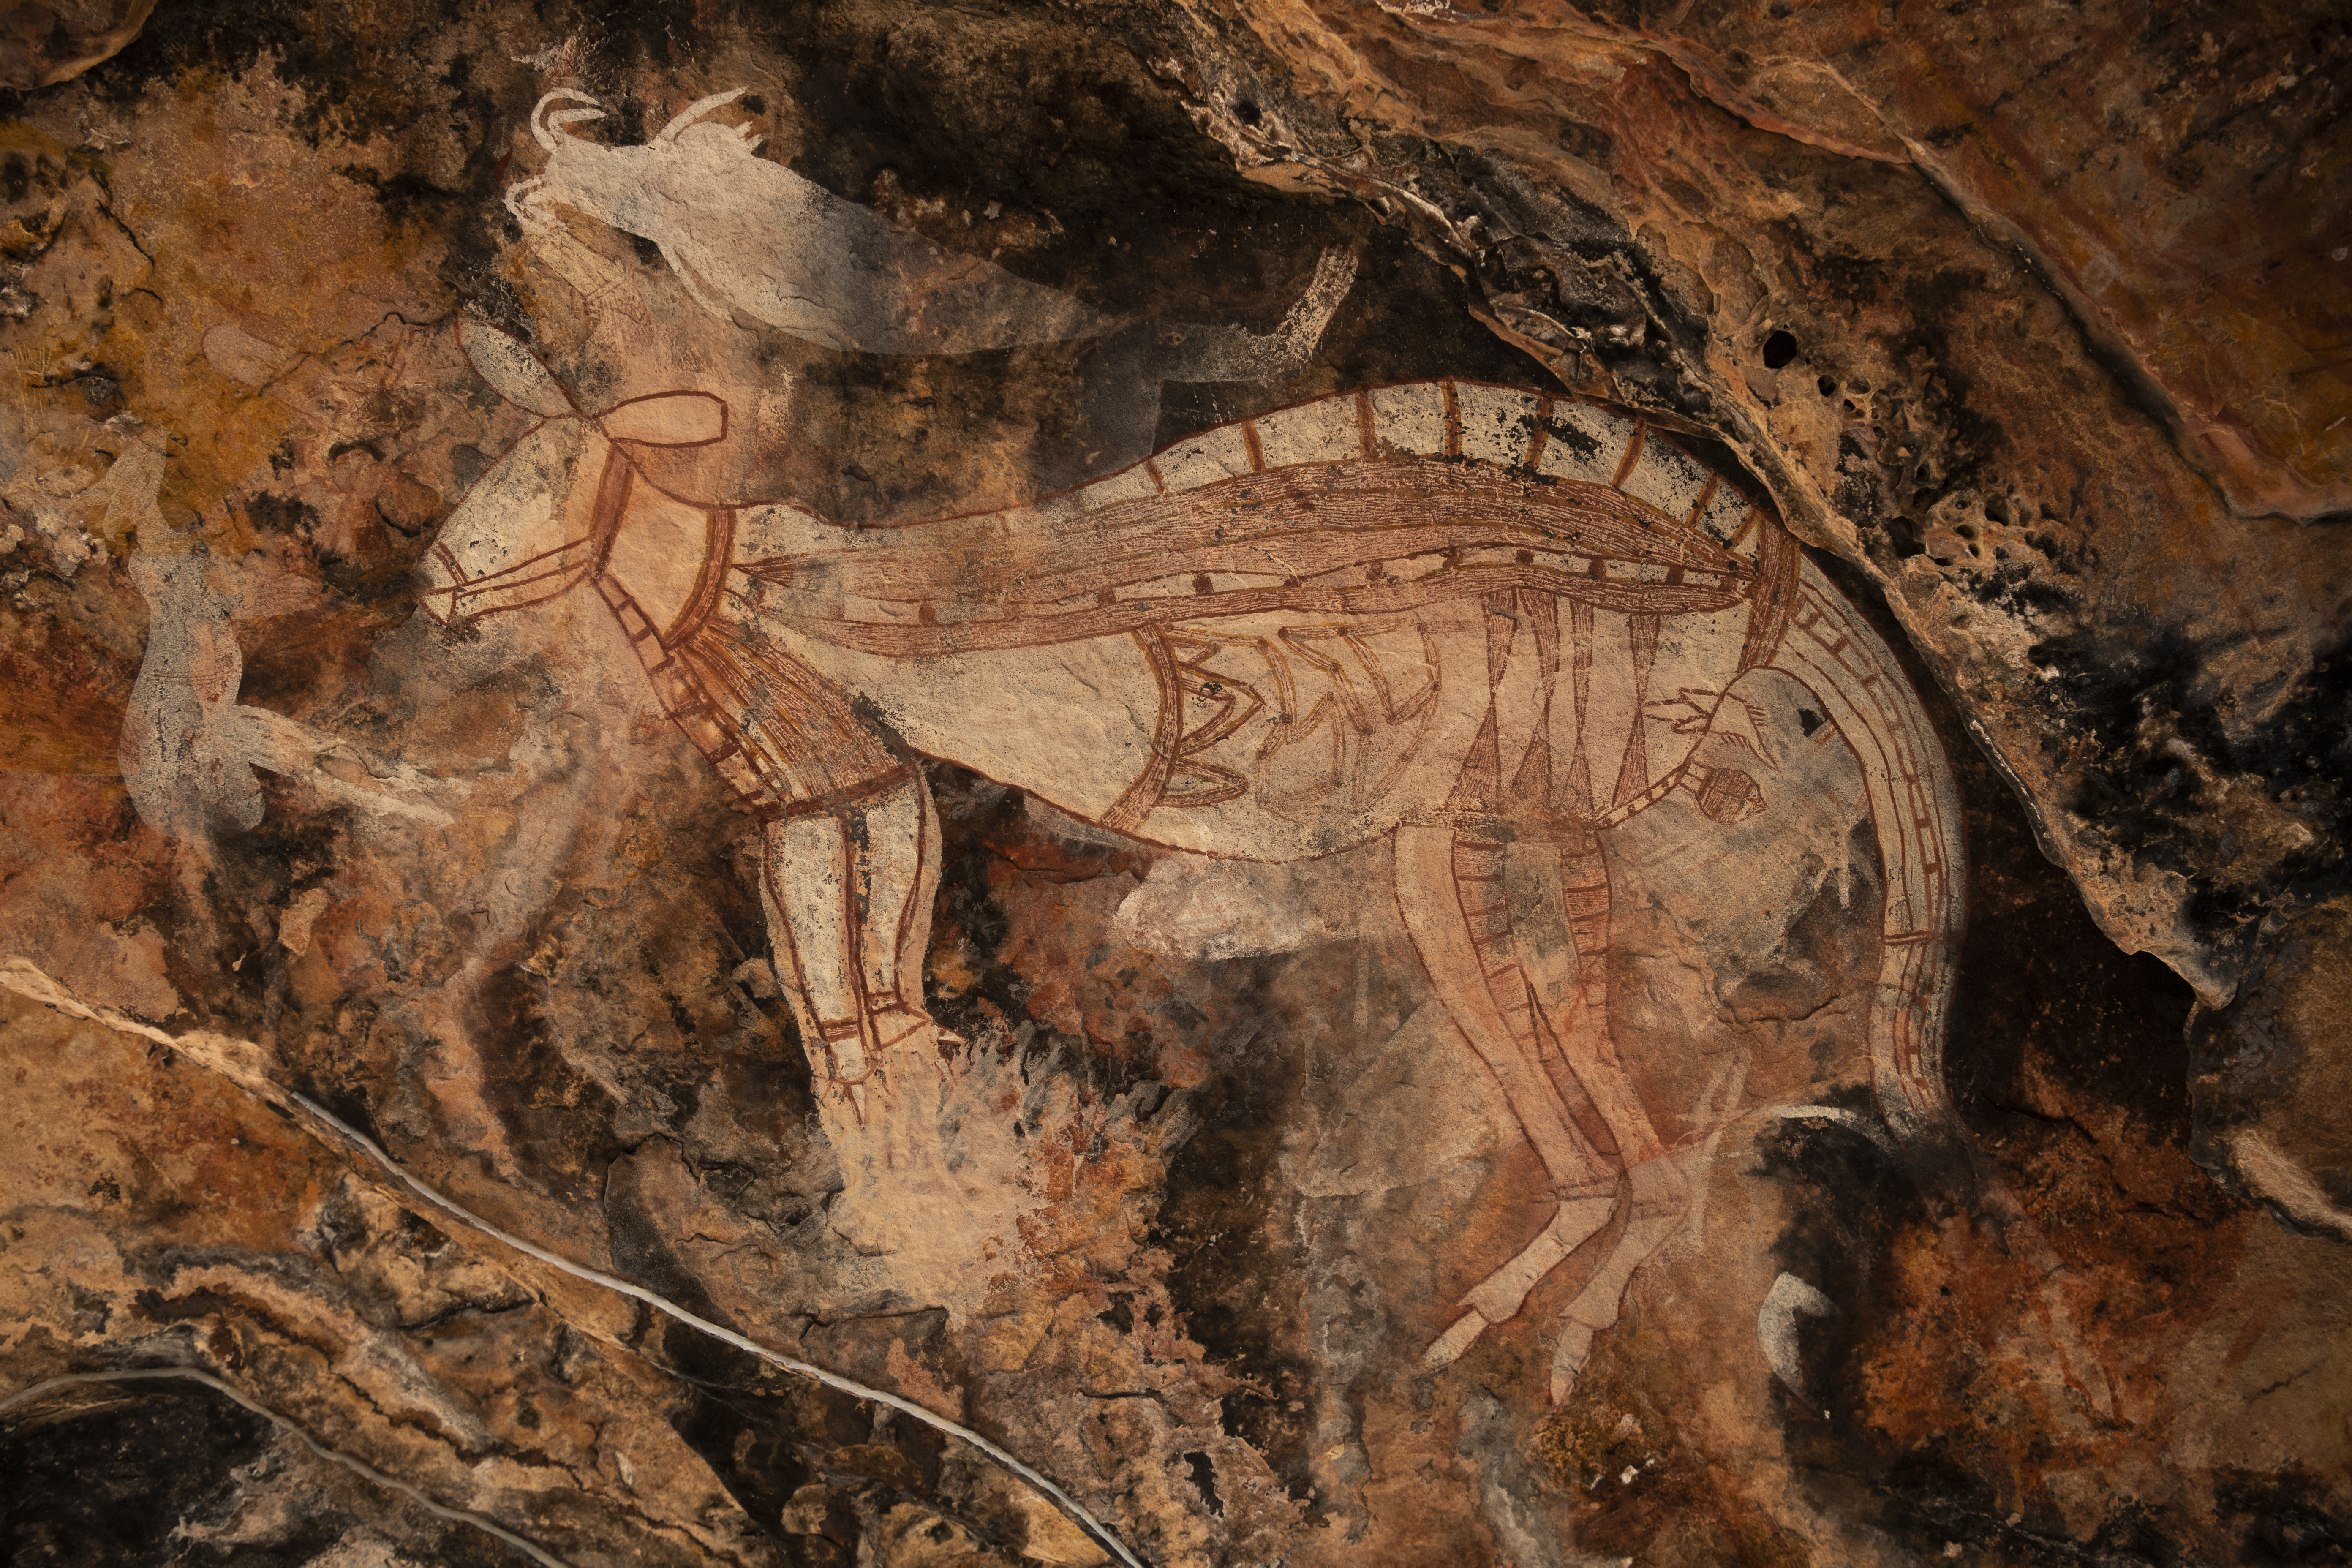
[458,321,574,418]
[600,391,728,447]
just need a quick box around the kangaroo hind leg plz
[1394,823,1622,1372]
[1526,831,1690,1403]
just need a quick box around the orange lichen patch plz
[0,777,178,1024]
[0,80,457,536]
[1840,1149,2254,1542]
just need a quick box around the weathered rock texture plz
[0,2,2346,1565]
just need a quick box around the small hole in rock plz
[1818,375,1838,396]
[1762,330,1798,369]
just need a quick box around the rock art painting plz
[3,4,2345,1566]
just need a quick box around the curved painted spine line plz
[0,960,1152,1568]
[0,1367,576,1568]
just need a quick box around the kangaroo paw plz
[1422,1308,1492,1371]
[1549,1321,1598,1405]
[1460,1187,1620,1324]
[868,1006,963,1079]
[1421,1183,1621,1372]
[1549,1161,1693,1404]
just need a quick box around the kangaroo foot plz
[814,1009,969,1136]
[867,1005,964,1080]
[1422,1181,1621,1372]
[1548,1160,1691,1404]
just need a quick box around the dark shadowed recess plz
[0,1380,536,1565]
[1152,962,1326,1513]
[603,1204,956,1563]
[1770,551,2276,1567]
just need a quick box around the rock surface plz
[0,3,2345,1565]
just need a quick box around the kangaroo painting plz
[415,295,1963,1402]
[10,10,2334,1565]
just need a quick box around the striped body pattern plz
[419,329,1966,1412]
[655,382,1799,866]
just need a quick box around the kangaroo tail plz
[1765,557,1968,1160]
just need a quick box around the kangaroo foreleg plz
[856,770,957,1070]
[762,773,955,1124]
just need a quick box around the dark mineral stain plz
[925,764,1035,1041]
[1157,991,1324,1512]
[0,1387,274,1563]
[2218,1468,2352,1565]
[1182,1449,1224,1516]
[1751,1076,1921,1392]
[470,963,628,1206]
[2030,624,2350,963]
[447,443,492,494]
[0,1382,532,1565]
[242,492,317,538]
[1544,412,1605,466]
[667,1384,826,1556]
[291,1070,386,1149]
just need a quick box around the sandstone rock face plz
[0,0,152,91]
[0,4,2344,1566]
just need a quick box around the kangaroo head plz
[414,322,728,627]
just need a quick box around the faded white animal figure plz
[120,546,454,847]
[511,86,1355,359]
[507,86,1358,474]
[509,87,1111,354]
